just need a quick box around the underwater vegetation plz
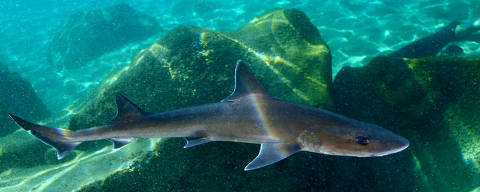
[1,4,480,192]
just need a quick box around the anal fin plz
[184,137,212,148]
[109,138,134,149]
[244,143,300,171]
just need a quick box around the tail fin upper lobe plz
[8,113,80,159]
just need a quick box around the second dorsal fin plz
[113,94,150,122]
[222,60,269,101]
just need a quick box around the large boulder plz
[0,60,51,173]
[0,62,49,137]
[66,8,332,191]
[334,56,480,192]
[0,130,65,173]
[68,8,332,131]
[48,4,161,69]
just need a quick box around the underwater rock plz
[48,4,161,70]
[77,138,328,191]
[0,61,51,173]
[66,8,332,191]
[0,62,49,137]
[68,8,332,131]
[442,44,464,56]
[0,131,63,173]
[334,56,480,191]
[235,8,332,107]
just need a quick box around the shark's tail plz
[8,113,80,159]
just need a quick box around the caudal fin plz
[8,113,80,159]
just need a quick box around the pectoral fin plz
[244,143,300,171]
[184,137,212,148]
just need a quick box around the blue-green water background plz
[1,0,479,115]
[1,0,480,191]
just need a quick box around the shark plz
[9,60,409,171]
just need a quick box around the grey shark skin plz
[9,60,409,171]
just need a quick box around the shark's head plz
[302,119,409,157]
[344,122,409,157]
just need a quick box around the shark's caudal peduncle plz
[9,60,409,171]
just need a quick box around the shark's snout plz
[376,134,409,156]
[399,136,410,149]
[394,135,410,152]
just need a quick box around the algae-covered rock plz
[0,60,51,172]
[0,62,49,136]
[78,138,327,191]
[48,4,161,69]
[68,8,332,130]
[235,8,332,107]
[334,56,480,192]
[0,130,65,173]
[0,60,52,173]
[66,8,332,191]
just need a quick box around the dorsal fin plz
[222,60,269,101]
[113,94,149,122]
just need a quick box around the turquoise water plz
[0,0,479,191]
[1,0,479,114]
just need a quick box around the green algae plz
[235,8,332,107]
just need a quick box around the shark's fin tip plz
[244,143,300,171]
[109,137,134,149]
[222,60,270,101]
[57,150,73,160]
[184,137,212,148]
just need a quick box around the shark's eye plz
[356,136,370,145]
